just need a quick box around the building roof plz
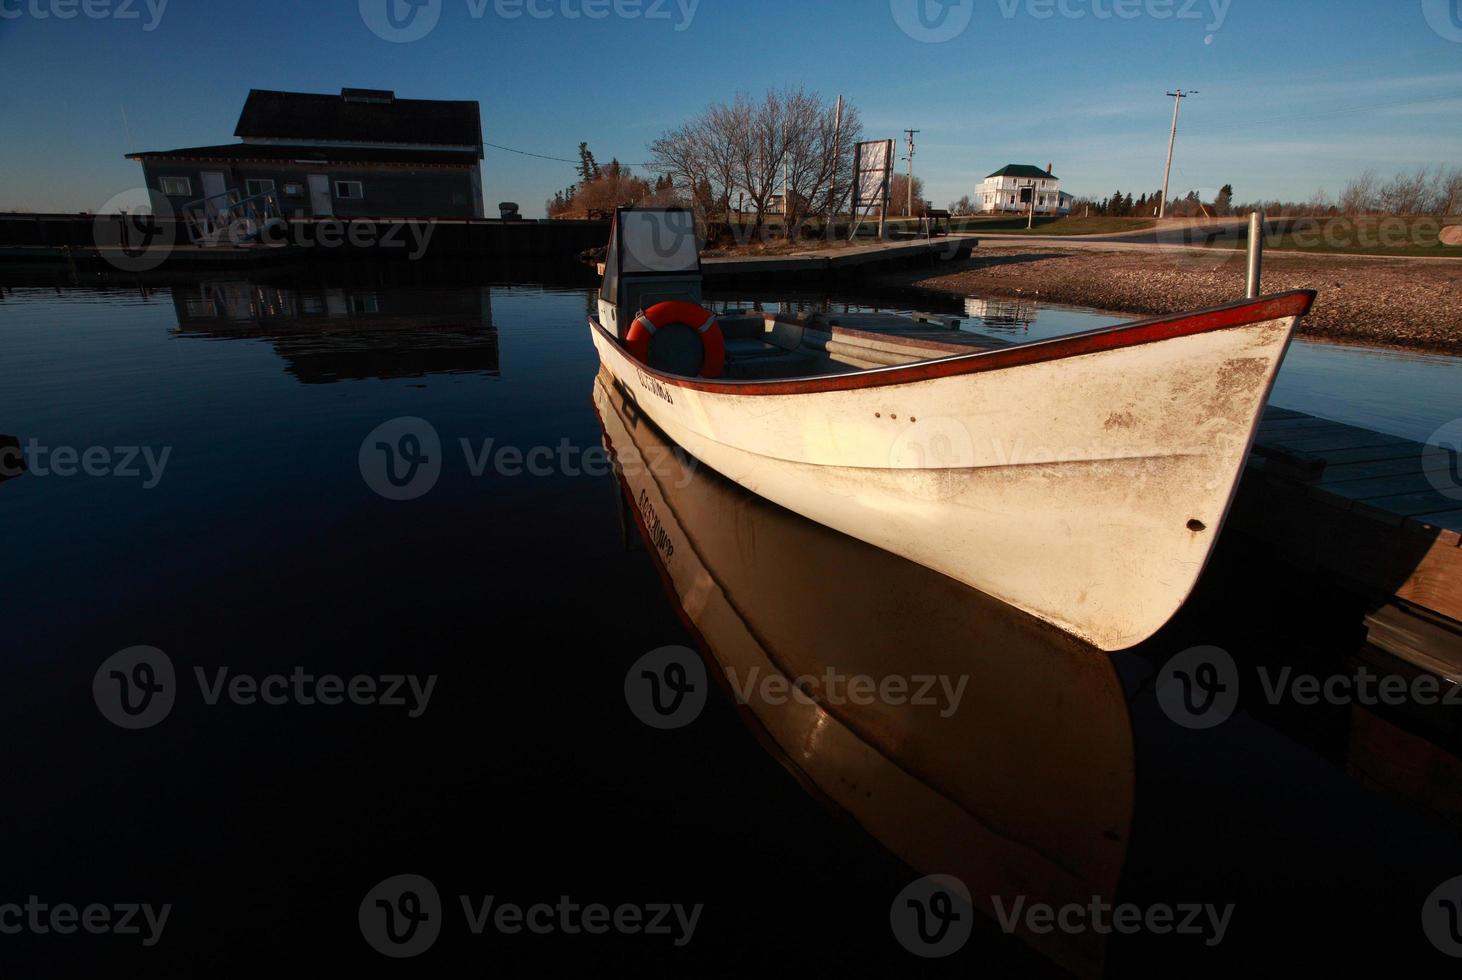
[985,164,1058,180]
[233,88,483,155]
[124,143,479,167]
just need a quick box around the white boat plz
[589,207,1315,651]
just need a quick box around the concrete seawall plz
[700,235,979,284]
[0,213,610,271]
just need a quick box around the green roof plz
[986,164,1057,180]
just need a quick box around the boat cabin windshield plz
[599,208,704,337]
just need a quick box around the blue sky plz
[2,0,1459,216]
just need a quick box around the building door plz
[200,171,227,213]
[307,174,333,217]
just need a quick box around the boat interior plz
[597,206,1013,380]
[713,310,1012,378]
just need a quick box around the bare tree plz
[888,174,927,217]
[1443,168,1462,216]
[780,88,861,237]
[1339,169,1378,215]
[651,88,860,241]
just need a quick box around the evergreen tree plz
[577,143,600,183]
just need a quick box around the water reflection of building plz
[170,280,498,383]
[963,295,1039,331]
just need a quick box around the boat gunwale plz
[589,289,1316,396]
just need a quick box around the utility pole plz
[903,128,919,218]
[1159,90,1196,219]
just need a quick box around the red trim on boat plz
[590,290,1316,396]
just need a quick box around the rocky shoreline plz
[883,245,1462,356]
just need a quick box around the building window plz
[159,176,191,196]
[245,179,276,198]
[334,180,364,200]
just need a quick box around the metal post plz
[1246,211,1264,298]
[1159,90,1196,220]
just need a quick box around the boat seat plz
[725,349,822,379]
[724,337,791,359]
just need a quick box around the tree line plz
[1065,167,1462,220]
[548,124,1462,224]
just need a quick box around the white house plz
[976,164,1068,215]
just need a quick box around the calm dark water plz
[1,271,1460,976]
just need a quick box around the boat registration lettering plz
[636,368,676,406]
[638,488,675,563]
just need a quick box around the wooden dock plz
[1234,405,1462,662]
[699,235,979,282]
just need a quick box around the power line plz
[483,140,651,169]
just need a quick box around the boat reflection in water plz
[169,280,500,383]
[594,370,1134,977]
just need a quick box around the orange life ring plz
[625,301,726,379]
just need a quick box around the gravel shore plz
[885,245,1462,355]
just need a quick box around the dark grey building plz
[126,88,485,220]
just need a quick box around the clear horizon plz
[2,0,1459,217]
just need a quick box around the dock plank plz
[1305,442,1446,466]
[1276,430,1414,453]
[1257,417,1350,433]
[1318,454,1453,484]
[1234,406,1462,625]
[1314,473,1446,503]
[1356,490,1462,521]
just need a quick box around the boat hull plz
[589,294,1308,650]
